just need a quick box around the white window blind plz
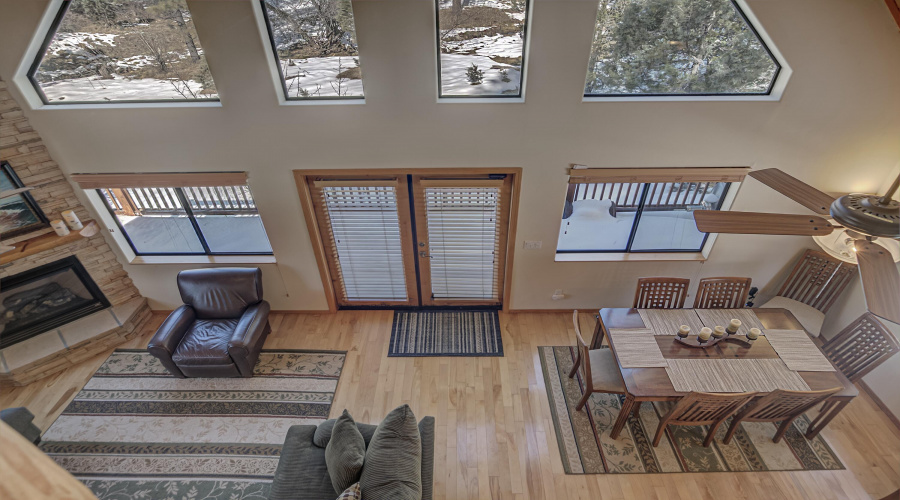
[320,185,408,301]
[424,186,501,300]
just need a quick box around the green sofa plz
[269,416,435,500]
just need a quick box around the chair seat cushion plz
[172,319,240,365]
[759,296,825,338]
[588,349,626,392]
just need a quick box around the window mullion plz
[174,187,212,255]
[624,183,651,253]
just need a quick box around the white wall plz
[0,0,898,314]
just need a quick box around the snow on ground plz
[120,215,272,254]
[41,75,213,102]
[444,33,523,58]
[49,32,117,55]
[557,210,706,251]
[440,53,520,95]
[115,55,157,70]
[438,0,512,9]
[280,56,363,97]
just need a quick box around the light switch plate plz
[524,240,542,250]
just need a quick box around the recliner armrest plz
[148,305,196,378]
[149,305,196,354]
[228,301,271,357]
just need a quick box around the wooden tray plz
[674,334,756,349]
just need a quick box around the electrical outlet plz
[552,289,565,300]
[524,240,542,250]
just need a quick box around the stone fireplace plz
[1,78,151,386]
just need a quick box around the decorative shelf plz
[1,221,94,265]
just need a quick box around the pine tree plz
[467,64,484,85]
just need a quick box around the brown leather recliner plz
[148,268,271,378]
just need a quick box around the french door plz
[300,172,514,308]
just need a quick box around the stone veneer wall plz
[0,78,141,306]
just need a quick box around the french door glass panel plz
[423,186,501,300]
[319,184,411,302]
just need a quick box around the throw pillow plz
[358,404,422,500]
[337,483,362,500]
[325,410,367,494]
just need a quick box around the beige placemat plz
[665,358,811,393]
[764,329,836,372]
[608,329,668,368]
[637,309,705,336]
[695,308,766,336]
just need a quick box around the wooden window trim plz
[70,172,248,189]
[567,167,750,184]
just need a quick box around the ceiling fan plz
[693,168,900,325]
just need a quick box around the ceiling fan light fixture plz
[829,194,900,238]
[814,227,900,264]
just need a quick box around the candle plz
[713,326,726,339]
[726,319,741,335]
[61,210,83,230]
[677,325,691,338]
[747,328,761,340]
[51,220,70,236]
[698,327,712,342]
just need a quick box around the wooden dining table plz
[592,307,858,440]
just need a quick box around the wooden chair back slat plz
[633,277,690,309]
[572,310,592,389]
[693,277,752,309]
[663,392,757,425]
[777,249,856,313]
[736,388,840,421]
[724,387,841,444]
[823,313,900,382]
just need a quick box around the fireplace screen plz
[1,256,110,349]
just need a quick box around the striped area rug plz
[389,310,503,357]
[39,349,346,499]
[539,346,844,473]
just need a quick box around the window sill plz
[129,255,277,265]
[554,252,707,262]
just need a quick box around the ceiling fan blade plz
[748,169,836,215]
[854,240,900,325]
[693,211,835,236]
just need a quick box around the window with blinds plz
[423,186,501,300]
[318,185,410,301]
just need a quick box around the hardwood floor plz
[2,311,898,500]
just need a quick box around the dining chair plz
[633,277,690,309]
[693,277,752,309]
[652,391,758,447]
[758,249,856,338]
[568,310,628,413]
[822,313,900,383]
[722,388,841,445]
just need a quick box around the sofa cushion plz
[325,410,366,493]
[268,425,338,500]
[314,420,377,447]
[759,296,825,338]
[359,404,422,500]
[172,319,239,365]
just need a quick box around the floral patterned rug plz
[539,346,844,473]
[39,349,347,499]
